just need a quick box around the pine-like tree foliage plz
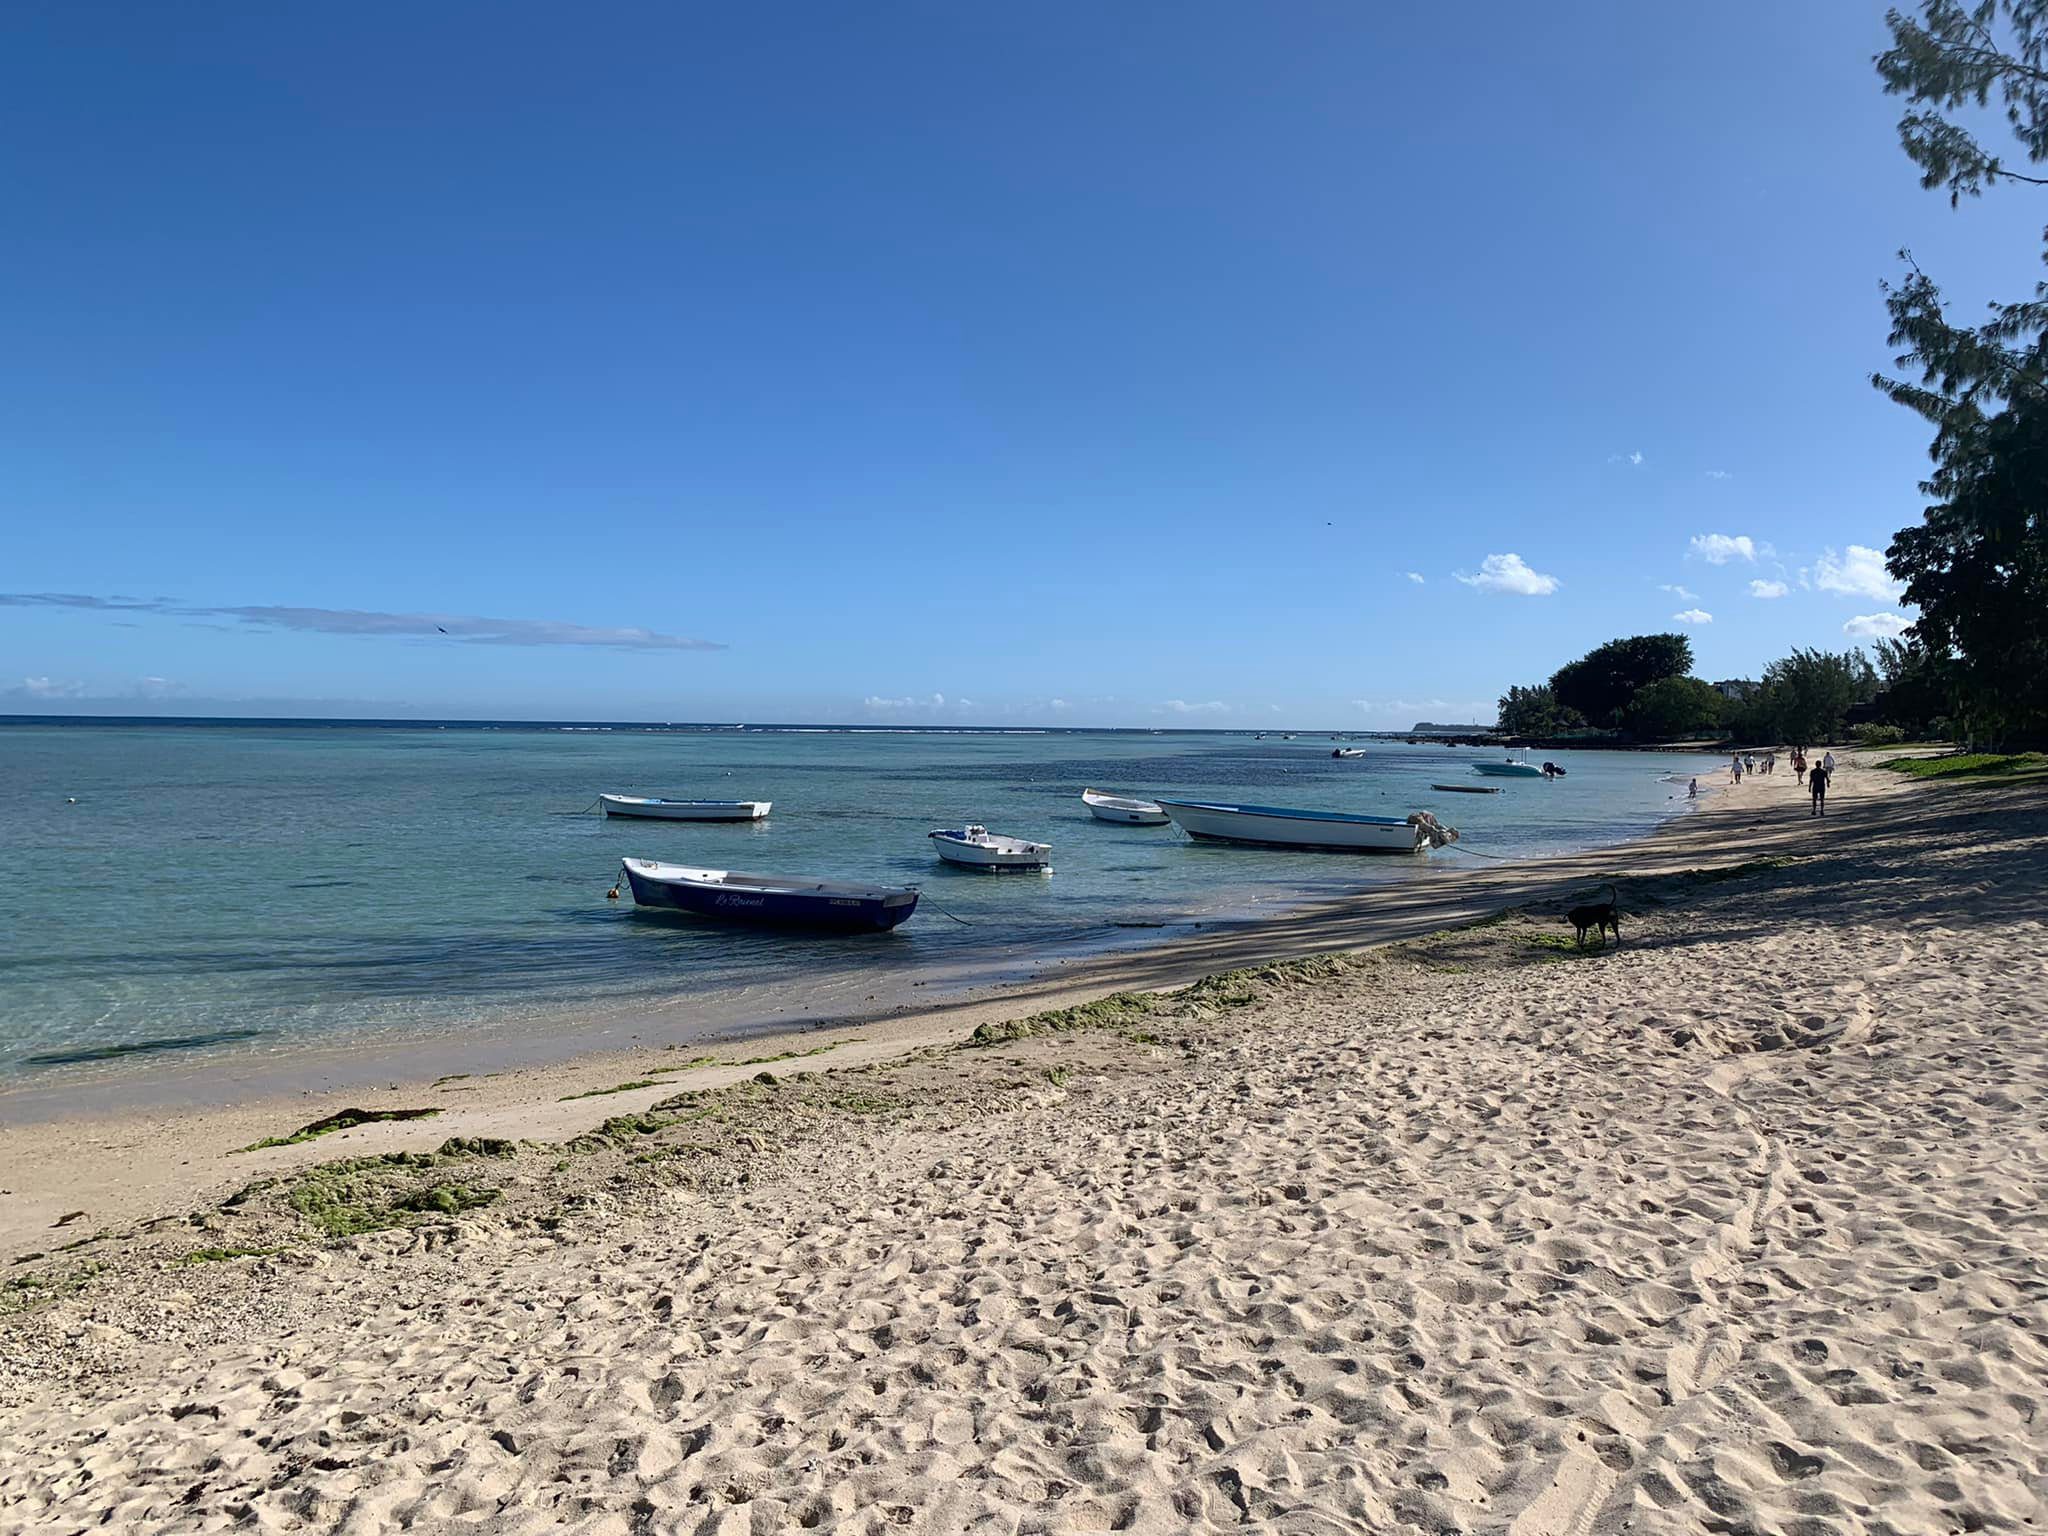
[1873,2,2048,743]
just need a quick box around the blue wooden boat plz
[620,859,918,932]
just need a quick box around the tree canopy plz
[1624,676,1727,742]
[1873,2,2048,743]
[1547,634,1694,727]
[1495,684,1582,737]
[1740,649,1880,745]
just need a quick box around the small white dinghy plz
[929,824,1052,871]
[600,795,771,821]
[1081,787,1170,826]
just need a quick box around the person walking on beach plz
[1821,749,1837,776]
[1688,777,1699,799]
[1809,764,1829,817]
[1732,756,1743,785]
[1794,750,1807,785]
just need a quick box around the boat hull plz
[1471,763,1543,778]
[929,833,1052,870]
[1156,799,1426,854]
[601,796,770,821]
[1081,789,1169,826]
[622,861,916,931]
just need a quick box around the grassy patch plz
[968,990,1164,1047]
[394,1184,500,1218]
[559,1078,661,1102]
[436,1136,516,1159]
[178,1245,288,1266]
[1523,934,1609,961]
[645,1055,718,1075]
[738,1040,854,1066]
[1879,752,2048,782]
[566,1110,692,1153]
[237,1106,441,1153]
[1043,1065,1071,1087]
[831,1092,893,1115]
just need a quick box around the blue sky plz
[1,2,2035,726]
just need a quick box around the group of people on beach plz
[1717,746,1837,816]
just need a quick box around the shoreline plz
[4,749,2041,1533]
[0,768,1725,1126]
[0,758,1821,1263]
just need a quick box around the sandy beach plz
[3,751,2044,1534]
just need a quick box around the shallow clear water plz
[0,723,1724,1086]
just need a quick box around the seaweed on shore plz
[236,1106,442,1153]
[559,1078,662,1102]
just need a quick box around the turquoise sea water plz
[0,722,1725,1091]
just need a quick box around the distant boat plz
[929,825,1052,871]
[1472,760,1545,778]
[1331,747,1367,758]
[600,795,770,821]
[1081,787,1170,826]
[1156,798,1455,854]
[1431,782,1501,794]
[619,859,916,931]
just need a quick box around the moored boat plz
[1472,760,1544,778]
[600,795,771,821]
[619,859,917,930]
[1431,782,1501,794]
[929,825,1052,871]
[1331,748,1367,758]
[1081,787,1170,826]
[1156,799,1455,853]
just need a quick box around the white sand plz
[2,755,2043,1533]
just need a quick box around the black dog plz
[1566,884,1621,948]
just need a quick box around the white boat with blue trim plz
[601,794,771,821]
[1471,760,1544,779]
[1156,799,1456,854]
[1080,788,1170,825]
[929,825,1052,870]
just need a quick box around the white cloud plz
[14,676,87,699]
[1047,698,1069,711]
[1159,699,1228,714]
[1405,572,1425,585]
[1688,533,1756,564]
[1630,451,1644,467]
[1844,611,1912,639]
[1607,451,1644,466]
[1455,553,1560,596]
[1672,608,1713,625]
[1660,584,1698,601]
[862,692,948,712]
[1749,579,1788,599]
[1706,470,1731,480]
[0,591,726,652]
[1812,545,1903,603]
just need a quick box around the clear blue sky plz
[1,2,2035,726]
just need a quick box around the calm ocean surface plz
[0,723,1725,1091]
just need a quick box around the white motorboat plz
[1471,760,1544,779]
[600,795,771,821]
[1080,787,1170,826]
[929,825,1053,870]
[1156,798,1456,853]
[1331,748,1367,758]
